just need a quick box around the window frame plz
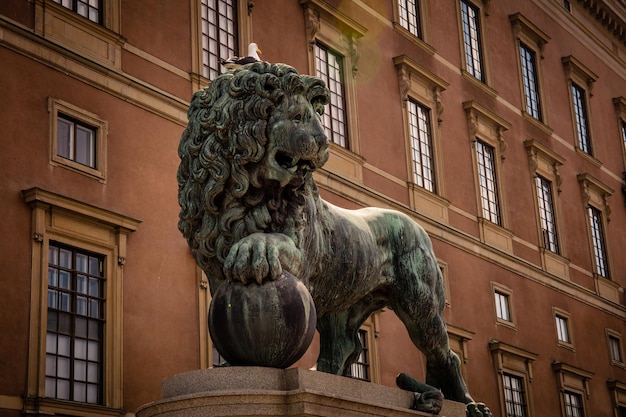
[22,187,140,415]
[490,341,537,417]
[503,372,529,417]
[552,362,593,417]
[301,0,366,181]
[49,98,108,182]
[606,329,625,368]
[525,139,568,277]
[510,13,551,128]
[457,0,490,84]
[562,56,598,161]
[394,55,449,222]
[492,282,516,329]
[553,307,574,350]
[465,101,512,252]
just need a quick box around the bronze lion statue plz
[178,62,489,416]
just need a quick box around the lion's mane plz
[177,62,328,273]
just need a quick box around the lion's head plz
[178,62,330,273]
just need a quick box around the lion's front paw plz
[466,402,492,417]
[411,389,444,414]
[224,233,302,284]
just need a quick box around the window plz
[562,56,598,158]
[536,176,559,253]
[408,99,435,192]
[476,140,501,224]
[555,315,569,343]
[608,380,626,416]
[588,206,609,278]
[564,391,584,417]
[572,83,592,154]
[503,373,528,417]
[492,282,515,328]
[201,0,237,80]
[520,44,541,120]
[53,0,102,24]
[553,362,592,417]
[302,0,365,180]
[347,329,370,381]
[57,115,97,169]
[495,291,511,322]
[23,188,139,415]
[607,329,624,367]
[465,101,512,251]
[490,341,537,417]
[49,98,107,182]
[460,0,485,81]
[563,0,571,12]
[316,43,348,148]
[46,243,104,404]
[510,14,550,126]
[394,55,449,221]
[525,139,568,276]
[397,0,422,38]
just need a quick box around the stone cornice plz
[577,0,626,45]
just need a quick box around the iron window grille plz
[564,391,584,417]
[503,373,528,417]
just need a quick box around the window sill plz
[392,23,436,55]
[479,218,513,253]
[521,111,554,135]
[461,70,498,97]
[541,249,570,280]
[323,143,365,183]
[408,183,450,223]
[575,147,603,168]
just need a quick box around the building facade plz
[1,0,625,416]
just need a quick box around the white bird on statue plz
[220,43,262,70]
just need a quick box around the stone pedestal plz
[136,367,467,417]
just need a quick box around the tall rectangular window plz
[621,120,626,154]
[57,114,97,169]
[460,0,484,81]
[347,329,370,381]
[315,43,348,148]
[609,335,623,364]
[571,83,592,155]
[398,0,421,38]
[53,0,102,24]
[476,140,501,224]
[408,99,435,192]
[588,206,609,278]
[503,373,527,417]
[46,243,104,404]
[201,0,237,80]
[495,291,511,322]
[564,391,584,417]
[520,43,542,120]
[536,176,559,253]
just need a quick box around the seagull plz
[220,43,262,70]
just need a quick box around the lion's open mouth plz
[275,151,316,174]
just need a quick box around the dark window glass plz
[476,140,501,224]
[57,114,96,169]
[315,43,348,148]
[46,242,104,404]
[408,99,435,192]
[201,0,237,80]
[53,0,102,24]
[398,0,421,38]
[520,43,542,120]
[536,176,559,253]
[461,1,484,81]
[503,373,527,417]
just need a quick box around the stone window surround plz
[606,328,625,368]
[491,281,516,329]
[510,13,552,132]
[490,340,538,417]
[21,187,140,416]
[464,100,513,253]
[394,54,450,223]
[48,97,108,183]
[552,361,593,417]
[300,0,366,183]
[552,307,575,351]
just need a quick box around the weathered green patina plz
[177,62,489,416]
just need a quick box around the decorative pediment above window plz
[300,0,367,77]
[509,13,550,56]
[577,173,614,221]
[393,55,449,123]
[524,139,565,192]
[463,101,511,161]
[562,55,598,95]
